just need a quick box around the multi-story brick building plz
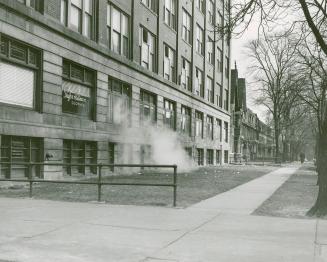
[0,0,231,179]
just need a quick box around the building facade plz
[0,0,231,179]
[230,66,275,163]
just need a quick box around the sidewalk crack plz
[161,212,221,249]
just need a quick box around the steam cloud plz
[113,98,196,172]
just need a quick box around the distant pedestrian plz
[300,152,305,164]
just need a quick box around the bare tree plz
[296,36,327,216]
[247,32,303,161]
[220,0,327,56]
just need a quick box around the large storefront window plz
[62,60,95,119]
[0,34,40,110]
[63,140,97,175]
[107,77,131,125]
[140,90,157,125]
[0,135,42,179]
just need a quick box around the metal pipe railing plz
[0,162,178,206]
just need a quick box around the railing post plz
[28,163,33,198]
[173,165,177,207]
[98,164,102,202]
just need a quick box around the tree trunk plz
[274,116,280,163]
[308,131,327,216]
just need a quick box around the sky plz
[231,15,268,121]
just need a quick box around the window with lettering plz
[62,60,95,119]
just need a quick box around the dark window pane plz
[10,42,27,62]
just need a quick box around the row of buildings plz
[230,66,275,163]
[0,0,275,179]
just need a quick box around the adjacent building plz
[0,0,231,179]
[230,66,275,162]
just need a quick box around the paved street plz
[0,166,326,262]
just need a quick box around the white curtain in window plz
[0,62,34,108]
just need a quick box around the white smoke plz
[144,125,196,171]
[113,101,196,172]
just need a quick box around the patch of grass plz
[0,165,277,207]
[253,163,323,219]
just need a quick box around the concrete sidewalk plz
[0,166,325,262]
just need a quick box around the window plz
[139,27,156,72]
[60,0,94,39]
[206,76,214,103]
[207,37,214,65]
[216,119,222,141]
[62,60,95,119]
[163,44,176,82]
[208,0,214,24]
[163,99,176,130]
[196,0,204,13]
[195,68,204,97]
[195,111,203,138]
[224,88,229,110]
[0,35,41,110]
[224,121,229,142]
[63,140,97,175]
[216,150,221,165]
[185,147,192,158]
[206,115,214,140]
[217,10,223,37]
[141,0,157,12]
[197,148,204,166]
[181,105,191,136]
[17,0,43,12]
[0,135,42,179]
[164,0,176,30]
[217,83,223,107]
[140,90,156,124]
[61,0,68,25]
[107,77,132,125]
[217,47,223,72]
[181,58,191,91]
[107,3,130,58]
[207,149,214,165]
[182,9,192,44]
[225,55,230,78]
[108,142,115,171]
[196,25,204,55]
[224,150,229,164]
